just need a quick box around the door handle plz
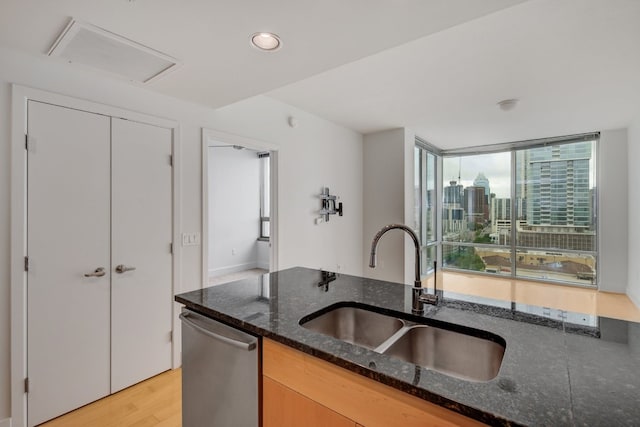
[84,267,106,277]
[115,264,136,274]
[180,312,257,351]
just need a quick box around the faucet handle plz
[419,293,439,306]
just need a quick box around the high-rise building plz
[443,180,463,206]
[491,197,511,221]
[443,180,465,234]
[473,173,490,203]
[490,197,526,222]
[463,186,487,223]
[522,142,592,228]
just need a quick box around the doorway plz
[202,129,278,287]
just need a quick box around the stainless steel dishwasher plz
[180,309,260,427]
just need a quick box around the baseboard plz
[0,417,11,427]
[208,262,258,278]
[257,261,270,271]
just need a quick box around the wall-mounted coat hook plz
[319,187,343,222]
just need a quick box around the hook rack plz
[319,187,343,222]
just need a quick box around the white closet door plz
[111,118,173,392]
[26,101,111,427]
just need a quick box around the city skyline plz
[418,140,598,285]
[443,152,510,198]
[441,144,596,199]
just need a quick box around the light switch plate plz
[181,232,201,246]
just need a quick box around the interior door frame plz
[10,85,182,427]
[201,128,279,288]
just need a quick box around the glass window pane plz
[414,146,421,235]
[415,144,439,278]
[442,152,511,245]
[420,245,437,275]
[258,153,270,240]
[439,137,598,287]
[425,152,436,243]
[414,145,437,246]
[514,249,596,285]
[260,156,270,218]
[261,219,270,239]
[514,140,596,283]
[443,245,483,271]
[442,244,510,276]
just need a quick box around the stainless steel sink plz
[300,306,405,350]
[300,304,505,382]
[381,325,505,382]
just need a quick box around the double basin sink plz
[300,303,505,382]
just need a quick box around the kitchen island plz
[175,267,640,426]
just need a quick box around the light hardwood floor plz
[39,274,640,426]
[208,268,268,286]
[426,271,640,322]
[39,369,181,427]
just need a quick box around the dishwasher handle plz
[180,312,257,351]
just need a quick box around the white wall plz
[208,147,260,277]
[628,121,640,306]
[362,127,418,286]
[362,129,406,283]
[403,129,418,285]
[598,129,629,293]
[0,75,10,424]
[0,60,11,420]
[212,101,363,275]
[0,46,363,421]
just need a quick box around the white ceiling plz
[0,0,525,110]
[268,0,640,149]
[1,1,637,149]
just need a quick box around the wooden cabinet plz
[264,376,355,427]
[263,338,485,427]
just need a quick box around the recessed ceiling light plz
[250,32,282,52]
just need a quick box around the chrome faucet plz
[369,224,438,315]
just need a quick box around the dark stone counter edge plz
[176,296,523,427]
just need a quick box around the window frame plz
[415,139,440,276]
[437,132,599,288]
[258,152,270,240]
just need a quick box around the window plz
[514,141,597,285]
[259,152,270,240]
[440,135,598,286]
[442,152,511,274]
[414,142,438,275]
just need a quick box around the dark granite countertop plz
[175,267,640,427]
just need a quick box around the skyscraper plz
[443,180,464,234]
[464,186,487,224]
[443,180,463,206]
[473,172,490,202]
[491,197,511,221]
[523,142,592,228]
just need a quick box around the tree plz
[473,231,492,244]
[472,223,492,243]
[445,247,485,271]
